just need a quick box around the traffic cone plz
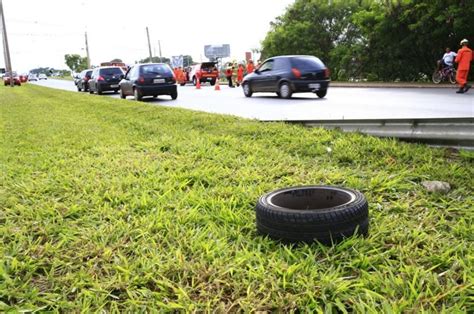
[215,79,220,91]
[196,77,201,89]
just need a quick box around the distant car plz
[3,72,21,86]
[38,74,48,80]
[19,74,28,83]
[189,62,218,86]
[28,74,38,81]
[119,63,177,101]
[242,55,330,99]
[88,66,124,95]
[75,69,93,92]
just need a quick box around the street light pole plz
[0,0,14,87]
[146,27,152,62]
[85,32,91,68]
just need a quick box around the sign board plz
[171,56,184,68]
[204,44,230,59]
[245,52,252,62]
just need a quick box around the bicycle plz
[432,65,456,84]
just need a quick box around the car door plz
[252,59,274,92]
[120,67,133,95]
[266,58,288,92]
[89,69,98,91]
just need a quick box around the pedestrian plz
[236,64,244,87]
[225,66,235,88]
[455,39,473,94]
[440,47,457,71]
[246,60,255,74]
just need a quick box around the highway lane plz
[31,80,473,120]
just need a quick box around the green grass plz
[1,84,473,312]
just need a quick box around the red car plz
[19,74,28,83]
[3,72,21,86]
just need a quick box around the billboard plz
[204,44,230,59]
[171,56,184,68]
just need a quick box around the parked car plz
[28,74,38,81]
[189,62,218,86]
[75,69,93,92]
[19,74,28,83]
[242,55,330,99]
[88,66,124,95]
[38,74,48,80]
[3,72,21,86]
[119,63,177,101]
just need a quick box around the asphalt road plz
[31,79,473,121]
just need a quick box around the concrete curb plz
[330,82,457,89]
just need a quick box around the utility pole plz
[85,32,91,68]
[146,27,152,62]
[158,40,162,63]
[0,0,14,87]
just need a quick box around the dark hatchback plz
[242,55,330,98]
[89,66,124,95]
[119,63,177,101]
[75,69,93,92]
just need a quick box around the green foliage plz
[1,84,473,311]
[262,0,474,81]
[64,54,89,72]
[138,56,171,64]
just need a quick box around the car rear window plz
[290,57,325,70]
[140,64,173,76]
[100,68,123,76]
[201,62,217,70]
[86,71,92,76]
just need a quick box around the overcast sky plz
[1,0,295,73]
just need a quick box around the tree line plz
[261,0,474,81]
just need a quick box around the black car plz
[119,63,177,101]
[75,69,93,92]
[89,66,124,95]
[242,55,330,99]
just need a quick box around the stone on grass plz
[421,181,451,194]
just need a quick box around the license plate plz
[154,79,165,84]
[309,83,320,90]
[110,84,119,88]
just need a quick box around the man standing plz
[455,39,473,94]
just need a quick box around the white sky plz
[1,0,294,73]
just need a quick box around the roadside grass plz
[0,84,472,312]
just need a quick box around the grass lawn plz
[1,84,473,312]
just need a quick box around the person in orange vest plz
[236,64,244,87]
[246,60,255,74]
[455,39,473,94]
[225,66,235,88]
[177,67,185,85]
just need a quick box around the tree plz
[137,56,171,64]
[64,54,88,73]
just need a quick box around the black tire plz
[97,86,102,95]
[134,88,142,101]
[243,82,253,97]
[119,89,126,99]
[77,85,82,92]
[192,77,197,86]
[256,186,369,244]
[171,92,178,100]
[316,89,327,98]
[89,87,94,94]
[210,80,216,86]
[432,71,442,84]
[279,82,292,99]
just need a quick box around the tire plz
[89,88,94,94]
[77,85,82,92]
[432,71,442,84]
[256,186,369,244]
[316,89,327,98]
[243,82,253,97]
[279,82,292,99]
[210,80,216,86]
[97,86,102,95]
[192,76,197,86]
[449,70,457,84]
[134,88,142,101]
[171,92,178,100]
[119,89,126,99]
[180,83,186,86]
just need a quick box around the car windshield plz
[290,57,325,70]
[140,64,172,76]
[101,68,123,76]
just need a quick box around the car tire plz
[256,186,369,244]
[97,86,102,95]
[192,76,197,86]
[119,89,126,99]
[210,80,216,86]
[279,82,292,99]
[171,92,178,100]
[134,88,142,101]
[243,82,253,97]
[89,87,94,94]
[77,86,82,92]
[316,89,327,98]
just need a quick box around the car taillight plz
[98,76,105,81]
[138,76,145,83]
[291,68,301,79]
[324,68,330,78]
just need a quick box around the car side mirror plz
[254,69,260,74]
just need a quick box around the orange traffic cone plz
[215,79,220,91]
[196,77,201,89]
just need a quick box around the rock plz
[421,181,451,194]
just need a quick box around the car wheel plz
[243,82,253,97]
[192,76,197,86]
[77,86,82,92]
[316,89,327,98]
[171,92,178,100]
[279,82,292,99]
[89,87,94,94]
[119,88,126,99]
[97,86,102,95]
[210,80,216,86]
[134,88,142,101]
[256,186,369,244]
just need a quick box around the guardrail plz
[287,117,474,149]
